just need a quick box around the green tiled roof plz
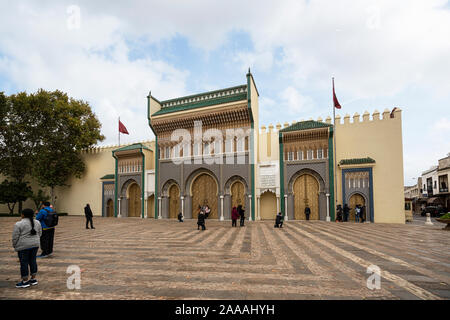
[339,157,376,165]
[100,174,115,180]
[112,143,150,153]
[280,120,332,133]
[152,85,247,116]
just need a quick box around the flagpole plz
[332,78,338,211]
[118,117,120,146]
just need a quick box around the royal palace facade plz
[1,71,405,223]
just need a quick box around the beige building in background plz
[1,73,405,223]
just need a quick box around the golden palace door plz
[192,173,218,219]
[349,193,365,221]
[169,184,180,219]
[231,181,245,210]
[293,174,319,220]
[128,183,141,217]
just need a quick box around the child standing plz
[12,208,42,288]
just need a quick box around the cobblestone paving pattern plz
[0,217,448,300]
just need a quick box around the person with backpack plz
[36,201,58,258]
[84,204,95,229]
[12,208,42,288]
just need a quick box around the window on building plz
[307,150,313,160]
[236,137,245,152]
[203,142,210,155]
[317,149,323,159]
[165,147,170,159]
[193,142,200,156]
[225,139,232,153]
[288,152,294,161]
[298,150,303,160]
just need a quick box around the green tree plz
[0,180,32,214]
[30,90,105,205]
[0,91,41,212]
[31,189,51,211]
[0,89,105,209]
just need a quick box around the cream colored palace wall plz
[53,146,117,216]
[334,108,404,224]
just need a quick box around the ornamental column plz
[248,194,252,221]
[117,197,122,218]
[326,193,331,222]
[284,194,288,221]
[220,195,224,221]
[181,196,185,218]
[257,196,261,220]
[158,196,162,219]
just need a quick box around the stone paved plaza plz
[0,216,449,300]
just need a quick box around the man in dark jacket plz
[274,212,284,228]
[178,212,184,222]
[336,204,343,222]
[238,205,245,227]
[36,202,56,257]
[305,206,311,220]
[343,204,350,222]
[84,204,95,229]
[197,211,206,230]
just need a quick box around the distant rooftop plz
[152,84,247,116]
[280,120,332,133]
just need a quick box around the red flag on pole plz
[332,78,342,109]
[119,119,129,134]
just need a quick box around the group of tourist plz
[11,202,57,288]
[12,202,95,288]
[336,204,367,222]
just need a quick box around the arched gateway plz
[191,173,218,219]
[293,174,320,220]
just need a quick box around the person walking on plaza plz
[238,204,245,227]
[178,212,184,222]
[336,204,343,222]
[231,206,239,227]
[274,212,283,228]
[84,204,95,229]
[305,206,311,221]
[36,201,57,257]
[197,209,206,231]
[355,205,361,223]
[361,205,366,223]
[12,208,42,288]
[204,205,211,219]
[343,204,350,222]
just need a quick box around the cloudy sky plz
[1,0,449,185]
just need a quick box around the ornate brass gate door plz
[349,193,365,221]
[293,174,319,220]
[169,184,180,219]
[192,173,218,219]
[128,183,141,217]
[231,181,245,209]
